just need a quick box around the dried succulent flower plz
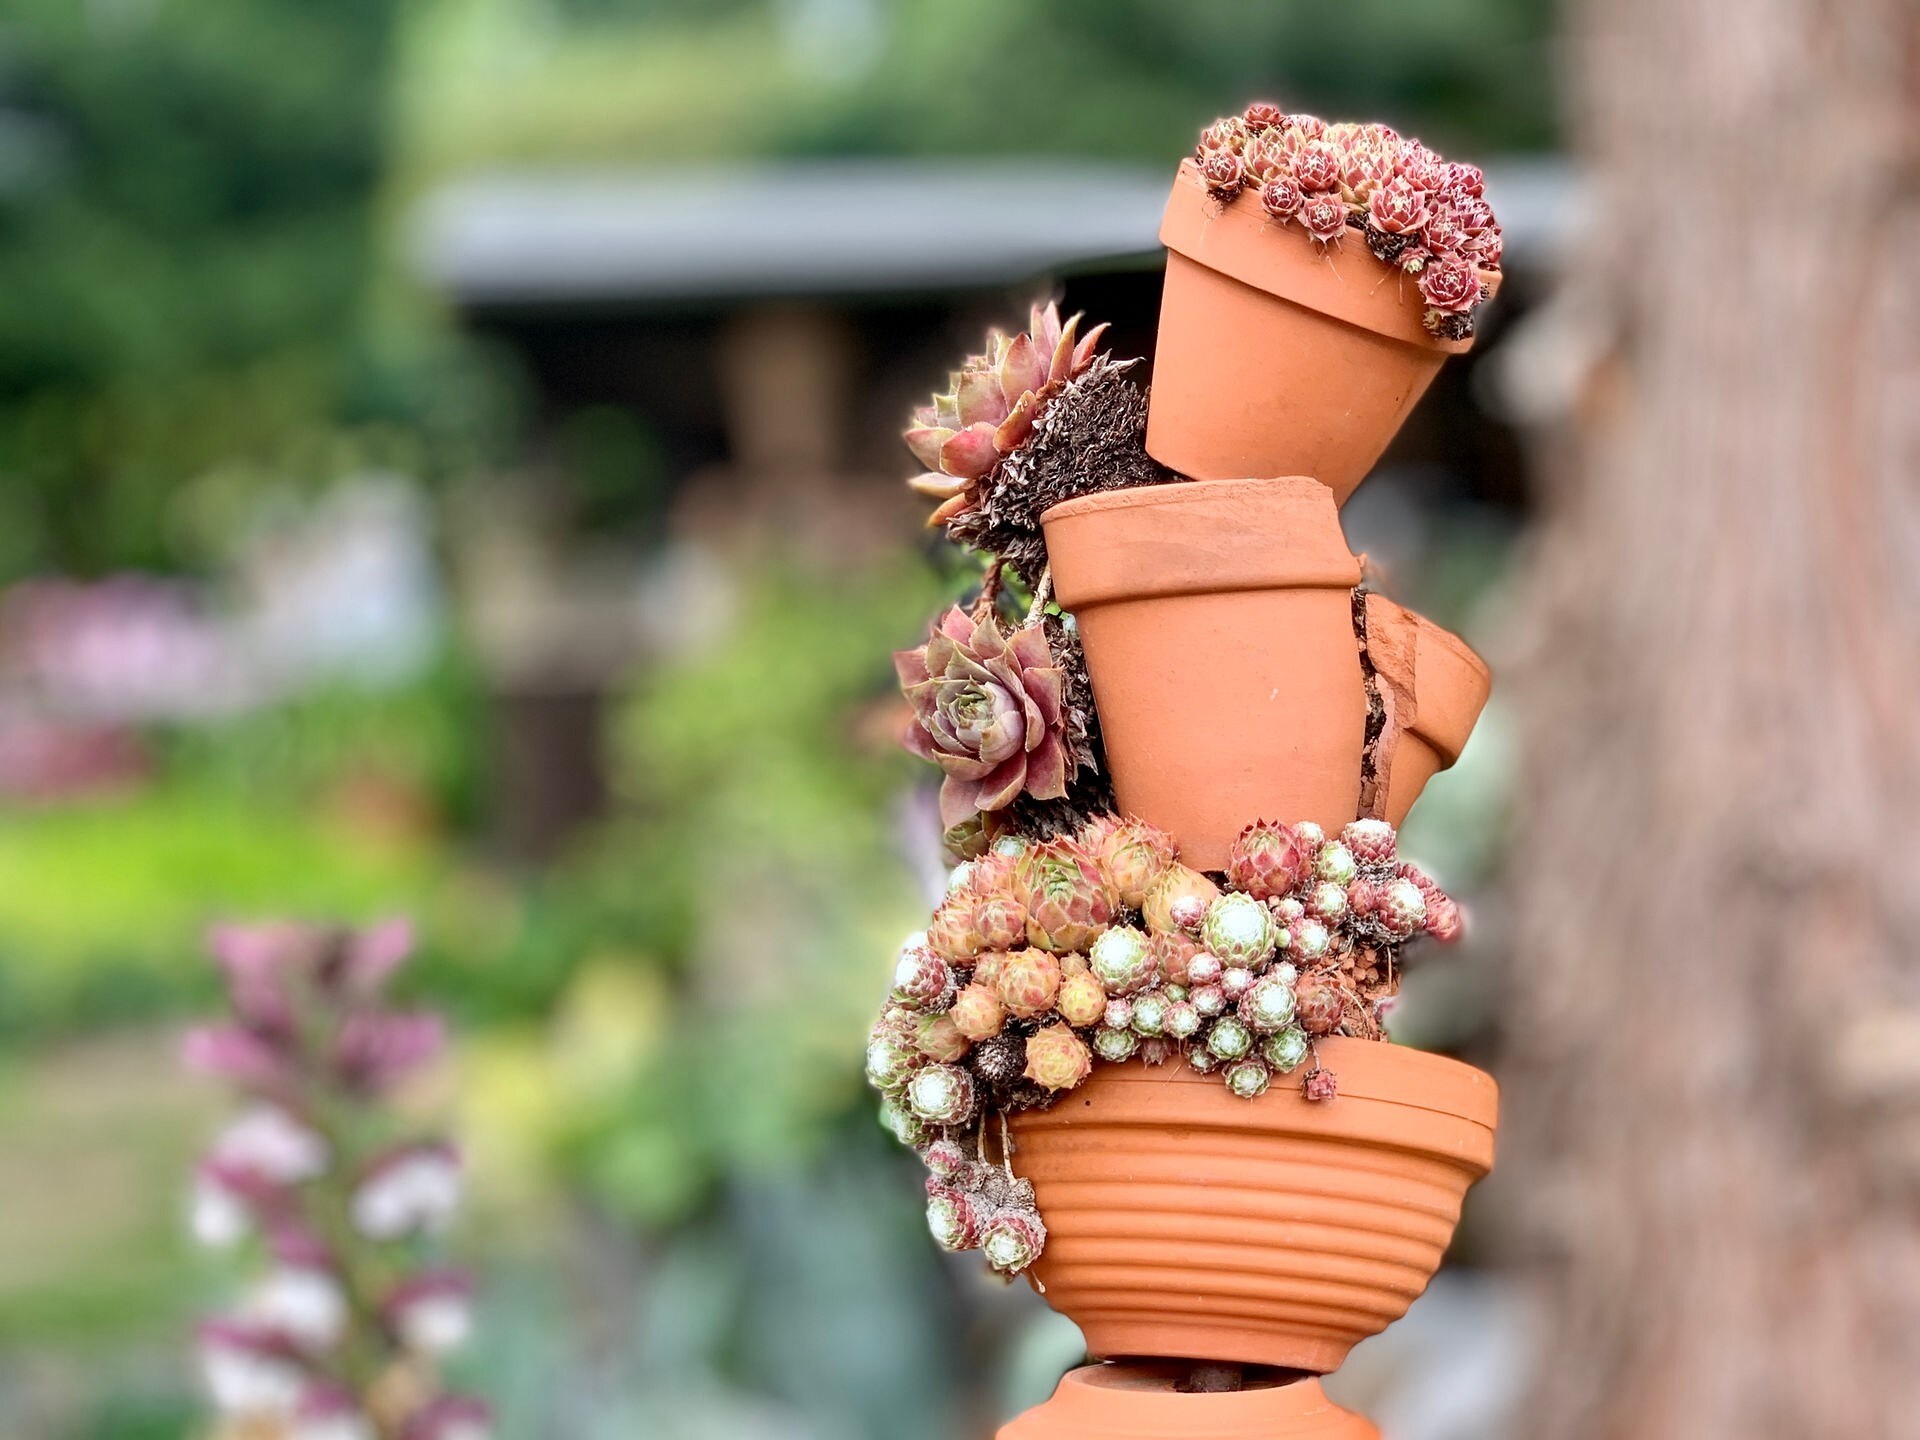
[896,607,1068,830]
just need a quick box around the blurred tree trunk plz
[1497,1,1920,1436]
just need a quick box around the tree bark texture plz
[1496,2,1920,1435]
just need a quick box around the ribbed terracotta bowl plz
[1003,1040,1498,1374]
[998,1363,1379,1440]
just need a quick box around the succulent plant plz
[1093,1026,1140,1062]
[1239,975,1297,1033]
[1193,105,1502,338]
[1293,977,1345,1037]
[949,981,1008,1041]
[891,948,954,1011]
[1130,990,1171,1038]
[1082,814,1177,908]
[1015,839,1118,953]
[1303,1067,1339,1102]
[866,1031,920,1090]
[1377,878,1428,938]
[1164,999,1202,1040]
[1144,865,1220,935]
[925,896,983,962]
[1150,930,1201,986]
[1314,841,1359,886]
[1202,893,1278,969]
[1023,1023,1094,1092]
[926,1185,981,1251]
[1305,880,1349,923]
[996,948,1062,1020]
[1206,1015,1255,1062]
[915,1012,970,1064]
[1088,924,1156,995]
[896,607,1069,831]
[907,1065,978,1126]
[1225,1059,1272,1099]
[1055,969,1109,1028]
[981,1210,1047,1276]
[923,1138,970,1181]
[1190,984,1227,1019]
[1185,952,1224,987]
[1227,820,1311,899]
[878,1095,929,1148]
[906,302,1109,526]
[1341,818,1397,864]
[1263,1027,1311,1072]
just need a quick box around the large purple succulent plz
[895,607,1068,830]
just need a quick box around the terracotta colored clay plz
[1002,1040,1498,1375]
[1145,160,1483,503]
[1040,477,1366,870]
[1361,593,1492,826]
[998,1363,1378,1440]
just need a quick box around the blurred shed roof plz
[409,156,1577,311]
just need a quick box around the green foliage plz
[396,0,1555,185]
[550,553,946,1225]
[0,0,402,576]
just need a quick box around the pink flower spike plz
[184,1025,292,1091]
[352,1142,463,1240]
[341,917,414,994]
[403,1395,493,1440]
[198,1318,308,1416]
[383,1269,476,1356]
[212,1104,330,1184]
[334,1010,446,1094]
[295,1383,377,1440]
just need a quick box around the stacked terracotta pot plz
[995,160,1500,1440]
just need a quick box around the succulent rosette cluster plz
[868,814,1461,1274]
[906,301,1109,529]
[183,921,489,1440]
[895,606,1069,831]
[1196,102,1503,339]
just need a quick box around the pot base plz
[998,1363,1379,1439]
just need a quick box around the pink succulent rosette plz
[894,607,1067,830]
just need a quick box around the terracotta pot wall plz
[998,1364,1380,1440]
[1144,162,1473,502]
[1003,1041,1498,1374]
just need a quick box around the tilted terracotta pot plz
[1145,160,1481,503]
[998,1363,1378,1440]
[1040,477,1366,871]
[1002,1040,1498,1375]
[1362,593,1492,827]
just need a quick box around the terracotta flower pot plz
[1040,476,1366,870]
[998,1363,1378,1440]
[1144,160,1479,503]
[1362,593,1492,827]
[1002,1040,1498,1375]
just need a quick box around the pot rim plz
[1041,474,1334,527]
[1363,592,1491,765]
[1014,1038,1498,1172]
[1161,160,1486,356]
[1040,476,1364,605]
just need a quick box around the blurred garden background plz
[0,2,1561,1436]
